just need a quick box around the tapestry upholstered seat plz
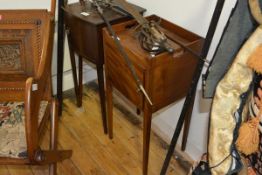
[0,101,47,158]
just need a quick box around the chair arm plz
[24,77,45,162]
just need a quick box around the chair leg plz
[143,101,152,175]
[96,65,108,134]
[49,100,59,175]
[49,163,56,175]
[34,100,72,172]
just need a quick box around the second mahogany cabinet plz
[63,1,145,133]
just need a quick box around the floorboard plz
[4,82,190,175]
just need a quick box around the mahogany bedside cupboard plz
[103,15,204,175]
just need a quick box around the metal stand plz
[160,0,225,174]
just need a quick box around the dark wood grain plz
[63,1,146,134]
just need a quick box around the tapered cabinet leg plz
[143,102,152,175]
[78,56,83,107]
[68,33,82,107]
[181,95,195,151]
[181,112,192,151]
[106,79,113,139]
[97,66,108,134]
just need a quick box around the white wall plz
[0,0,237,161]
[0,0,51,10]
[125,0,237,160]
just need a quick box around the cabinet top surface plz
[104,15,203,61]
[63,1,146,26]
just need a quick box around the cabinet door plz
[151,52,198,111]
[104,35,145,109]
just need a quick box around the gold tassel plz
[247,44,262,74]
[239,42,262,155]
[247,167,257,175]
[236,116,260,155]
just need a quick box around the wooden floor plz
[0,82,190,175]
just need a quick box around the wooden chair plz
[0,1,72,175]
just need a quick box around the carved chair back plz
[0,10,54,102]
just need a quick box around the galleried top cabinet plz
[104,15,204,112]
[103,15,204,175]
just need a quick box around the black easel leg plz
[160,0,225,174]
[160,87,197,175]
[57,0,65,116]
